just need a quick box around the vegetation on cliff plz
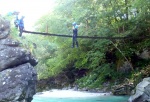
[10,0,150,90]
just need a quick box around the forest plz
[10,0,150,90]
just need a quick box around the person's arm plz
[77,23,83,27]
[72,26,75,30]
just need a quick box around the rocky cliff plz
[0,16,38,102]
[128,77,150,102]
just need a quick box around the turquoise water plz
[32,95,129,102]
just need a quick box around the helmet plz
[18,16,25,19]
[72,22,76,25]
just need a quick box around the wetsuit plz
[72,25,79,48]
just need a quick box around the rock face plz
[128,77,150,102]
[0,63,37,102]
[112,83,134,95]
[139,50,150,60]
[37,67,88,91]
[0,16,38,102]
[0,38,37,71]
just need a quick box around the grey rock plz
[0,15,38,102]
[0,38,20,46]
[128,77,150,102]
[112,83,134,95]
[0,63,37,102]
[0,39,38,71]
[139,50,150,60]
[118,61,132,73]
[0,17,10,39]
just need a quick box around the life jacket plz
[73,25,78,30]
[18,18,24,27]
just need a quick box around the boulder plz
[0,63,37,102]
[139,49,150,60]
[0,16,38,102]
[128,77,150,102]
[0,16,10,39]
[0,39,38,71]
[118,61,132,73]
[112,83,134,95]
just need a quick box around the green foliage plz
[77,63,120,88]
[34,0,150,86]
[9,0,150,88]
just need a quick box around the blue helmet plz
[21,16,25,19]
[72,22,76,26]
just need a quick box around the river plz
[32,89,129,102]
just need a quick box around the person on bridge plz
[72,22,81,48]
[14,15,19,29]
[18,16,25,37]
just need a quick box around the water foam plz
[35,89,111,98]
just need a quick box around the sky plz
[0,0,56,30]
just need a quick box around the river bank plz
[35,89,111,98]
[32,89,129,102]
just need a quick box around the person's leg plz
[14,22,18,28]
[72,36,75,48]
[74,36,78,48]
[19,26,23,37]
[16,25,18,29]
[75,38,78,48]
[75,30,78,48]
[72,30,76,48]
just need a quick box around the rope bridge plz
[23,30,149,40]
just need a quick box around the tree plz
[10,0,150,88]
